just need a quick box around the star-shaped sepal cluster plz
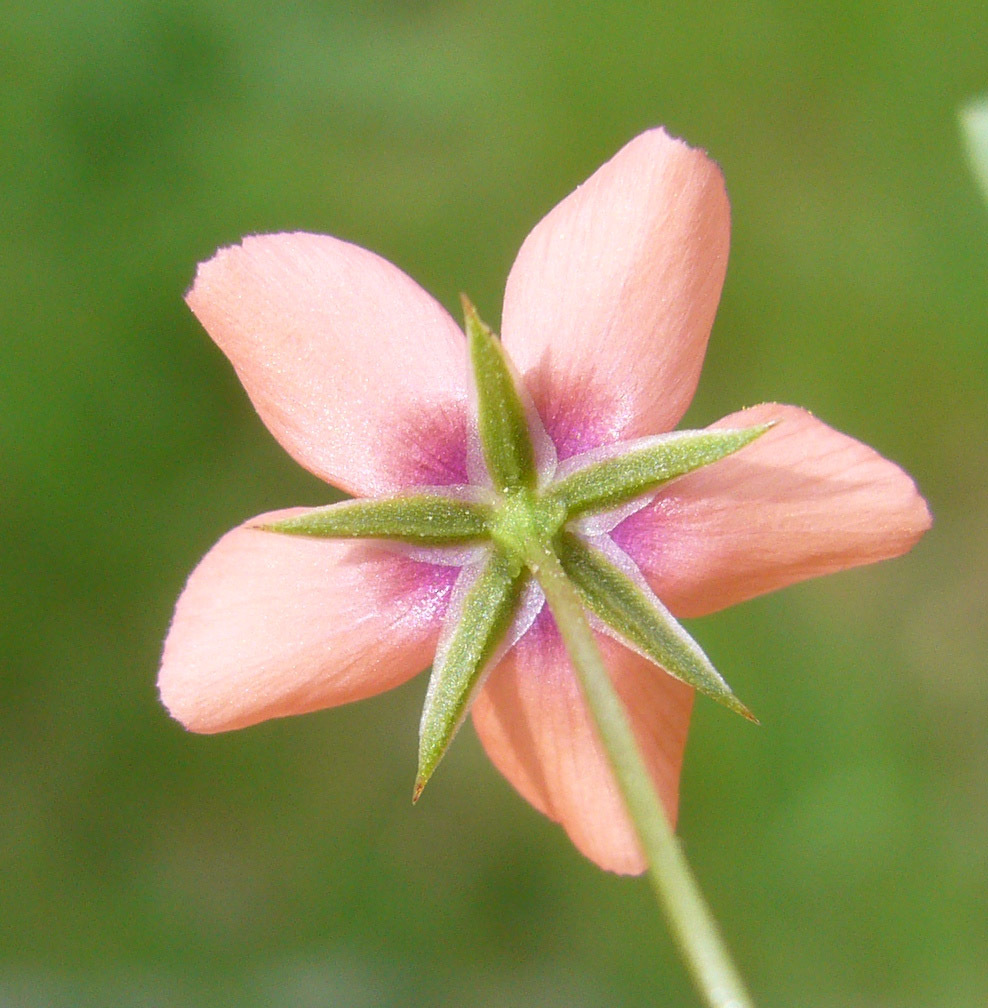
[262,299,769,799]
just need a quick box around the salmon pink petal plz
[613,404,933,619]
[501,128,730,459]
[472,622,693,874]
[159,509,456,733]
[187,233,470,496]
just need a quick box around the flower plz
[159,128,930,874]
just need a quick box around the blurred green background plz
[2,1,985,1005]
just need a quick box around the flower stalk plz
[528,539,754,1008]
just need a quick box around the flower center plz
[487,487,567,571]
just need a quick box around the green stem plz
[526,539,755,1008]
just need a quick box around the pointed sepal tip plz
[462,294,538,492]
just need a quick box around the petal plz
[472,618,694,874]
[159,509,456,733]
[187,233,470,496]
[501,128,730,458]
[613,404,933,618]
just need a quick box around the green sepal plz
[463,295,537,492]
[415,549,526,800]
[545,425,773,518]
[258,493,490,544]
[555,531,756,722]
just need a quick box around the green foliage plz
[960,96,988,205]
